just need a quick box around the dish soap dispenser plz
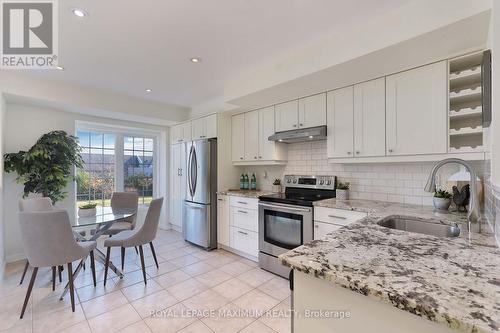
[250,173,257,190]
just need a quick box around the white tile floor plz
[0,230,291,333]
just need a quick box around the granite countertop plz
[217,189,276,199]
[279,199,500,333]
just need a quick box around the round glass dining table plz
[60,206,135,300]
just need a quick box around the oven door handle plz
[259,202,311,213]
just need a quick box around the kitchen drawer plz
[314,207,367,225]
[229,196,259,210]
[230,226,258,258]
[313,221,343,240]
[230,206,258,232]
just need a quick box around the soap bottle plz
[250,173,257,190]
[243,174,249,190]
[240,174,245,190]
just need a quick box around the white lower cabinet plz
[217,195,230,247]
[230,226,259,258]
[226,196,259,260]
[313,207,367,240]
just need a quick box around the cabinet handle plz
[293,124,297,127]
[237,201,247,205]
[314,225,319,228]
[254,156,257,159]
[299,123,303,127]
[237,210,248,214]
[240,157,243,160]
[388,149,394,153]
[355,151,360,155]
[217,198,224,201]
[237,231,248,235]
[347,152,352,155]
[259,156,262,159]
[328,214,346,220]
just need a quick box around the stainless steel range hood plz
[268,126,327,143]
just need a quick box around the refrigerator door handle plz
[187,145,194,197]
[192,145,198,197]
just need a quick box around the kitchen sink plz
[377,216,460,238]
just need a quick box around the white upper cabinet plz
[182,122,192,142]
[205,114,217,138]
[231,113,245,162]
[191,114,217,140]
[386,61,447,156]
[244,111,259,161]
[231,107,287,164]
[327,86,354,158]
[191,118,205,140]
[275,100,299,132]
[353,78,386,157]
[171,122,192,144]
[298,93,327,129]
[258,106,276,160]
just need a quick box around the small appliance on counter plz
[258,175,336,278]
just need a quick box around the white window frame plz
[75,121,165,207]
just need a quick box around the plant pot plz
[433,197,451,211]
[78,208,96,218]
[272,185,282,193]
[336,189,349,200]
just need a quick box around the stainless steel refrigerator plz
[183,139,217,249]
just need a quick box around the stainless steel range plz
[258,175,336,278]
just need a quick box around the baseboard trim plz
[6,252,26,264]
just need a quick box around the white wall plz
[3,103,169,262]
[0,94,5,274]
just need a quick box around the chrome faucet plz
[424,158,481,232]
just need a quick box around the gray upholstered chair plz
[103,198,163,285]
[18,197,56,285]
[100,192,139,236]
[18,210,97,318]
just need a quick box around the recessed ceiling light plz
[56,65,65,70]
[190,57,201,63]
[71,8,88,17]
[145,88,152,92]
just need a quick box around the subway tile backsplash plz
[239,140,488,207]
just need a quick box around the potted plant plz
[272,178,282,193]
[433,189,452,211]
[3,130,84,204]
[78,203,97,217]
[336,182,350,200]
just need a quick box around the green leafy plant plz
[4,130,83,204]
[337,182,350,190]
[434,189,452,199]
[79,203,97,209]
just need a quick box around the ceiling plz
[15,0,415,109]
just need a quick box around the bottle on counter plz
[240,174,245,190]
[250,173,257,190]
[243,174,249,190]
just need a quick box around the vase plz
[78,208,96,218]
[433,197,451,211]
[336,189,349,200]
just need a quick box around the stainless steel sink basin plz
[377,216,460,238]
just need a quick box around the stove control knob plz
[319,180,324,185]
[292,179,297,184]
[326,180,332,185]
[286,178,291,183]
